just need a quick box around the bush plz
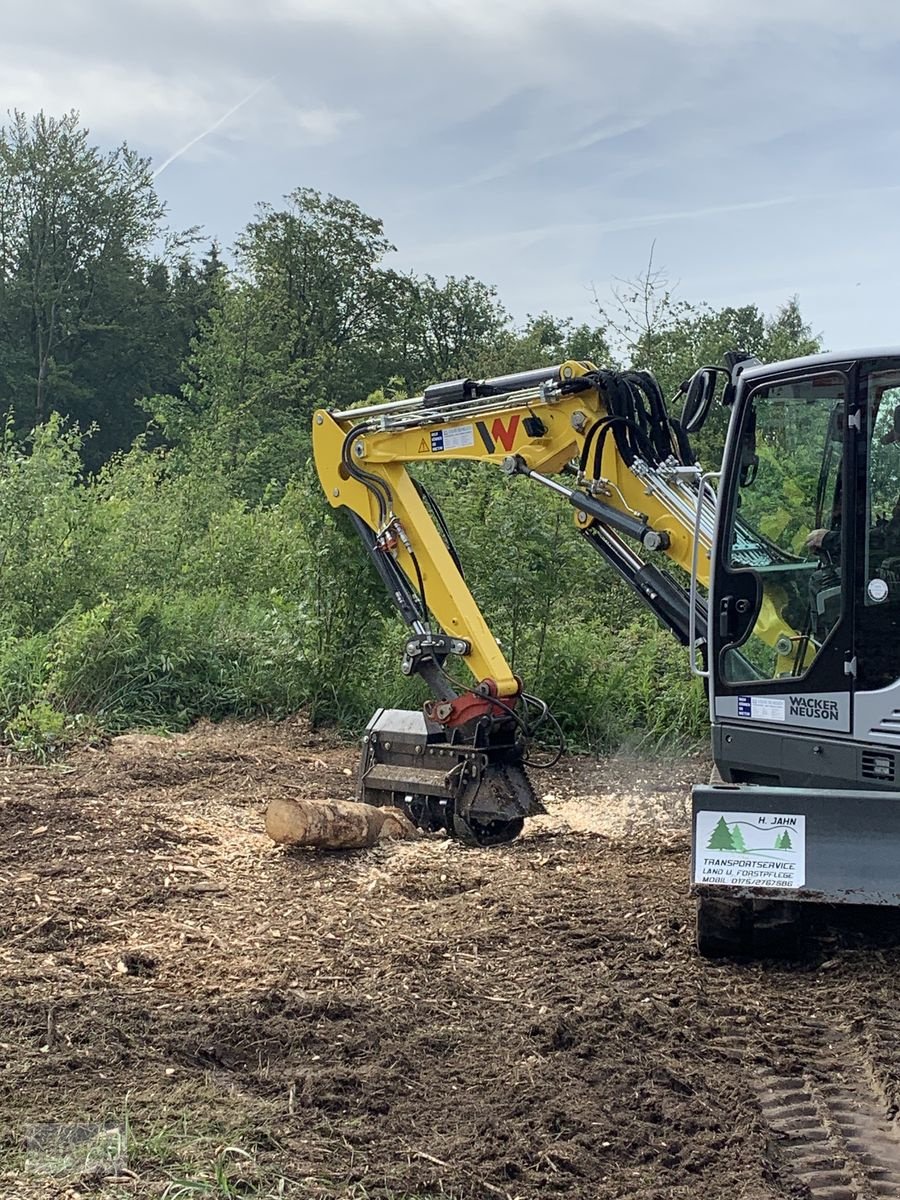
[0,419,706,755]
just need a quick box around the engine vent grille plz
[861,749,896,783]
[869,709,900,743]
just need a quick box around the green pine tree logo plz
[731,824,747,852]
[707,816,735,851]
[775,830,793,850]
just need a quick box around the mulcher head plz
[357,708,543,846]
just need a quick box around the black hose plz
[415,481,466,580]
[341,422,391,527]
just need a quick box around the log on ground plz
[265,795,419,849]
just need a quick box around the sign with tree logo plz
[693,811,806,888]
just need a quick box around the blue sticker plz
[737,695,751,718]
[430,430,444,452]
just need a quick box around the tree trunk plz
[265,795,418,849]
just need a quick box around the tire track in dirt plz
[748,1019,900,1199]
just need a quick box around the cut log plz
[265,795,419,849]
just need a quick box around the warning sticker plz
[694,810,805,889]
[737,695,786,722]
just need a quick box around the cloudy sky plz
[6,0,900,349]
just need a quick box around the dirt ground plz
[2,718,900,1199]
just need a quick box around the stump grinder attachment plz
[357,708,543,846]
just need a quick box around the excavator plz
[312,350,900,955]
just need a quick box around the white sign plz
[694,810,806,889]
[443,424,475,450]
[737,695,786,722]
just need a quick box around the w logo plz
[477,414,520,453]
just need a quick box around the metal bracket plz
[402,633,471,676]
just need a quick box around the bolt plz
[354,440,365,458]
[315,414,324,425]
[570,410,587,432]
[562,365,573,379]
[332,487,340,497]
[384,741,392,751]
[576,511,588,525]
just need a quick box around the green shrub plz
[0,418,705,754]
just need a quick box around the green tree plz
[776,830,793,850]
[707,815,735,851]
[0,110,166,451]
[220,187,396,413]
[385,273,509,391]
[154,189,402,498]
[730,823,747,852]
[471,312,614,379]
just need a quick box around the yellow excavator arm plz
[313,361,718,700]
[311,360,801,843]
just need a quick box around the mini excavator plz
[313,351,900,955]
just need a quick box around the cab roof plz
[740,348,900,382]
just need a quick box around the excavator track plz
[717,1018,900,1198]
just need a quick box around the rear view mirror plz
[681,368,718,434]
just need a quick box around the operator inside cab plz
[806,401,900,565]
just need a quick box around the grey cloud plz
[4,0,900,350]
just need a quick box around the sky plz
[4,0,900,351]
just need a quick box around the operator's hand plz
[805,528,828,551]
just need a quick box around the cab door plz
[710,365,858,751]
[853,358,900,751]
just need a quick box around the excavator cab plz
[694,351,900,952]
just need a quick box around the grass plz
[2,1099,477,1198]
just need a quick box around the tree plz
[0,110,166,445]
[228,187,397,410]
[730,823,747,852]
[386,273,508,391]
[158,189,402,497]
[707,816,735,851]
[594,242,692,371]
[776,830,793,850]
[471,312,614,379]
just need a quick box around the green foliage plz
[0,110,217,466]
[0,413,707,754]
[472,312,614,378]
